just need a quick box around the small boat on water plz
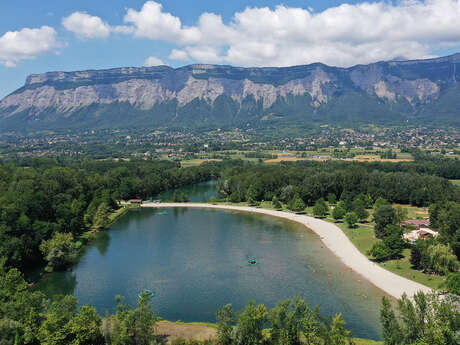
[247,258,258,266]
[138,289,155,298]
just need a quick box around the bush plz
[272,196,282,210]
[427,244,459,275]
[313,198,329,218]
[39,232,76,270]
[373,205,397,239]
[444,272,460,295]
[344,212,358,228]
[332,205,346,221]
[369,242,392,261]
[288,195,305,213]
[327,193,337,204]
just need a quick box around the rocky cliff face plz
[1,54,459,130]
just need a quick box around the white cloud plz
[61,0,460,67]
[62,12,111,39]
[0,26,58,67]
[123,1,200,44]
[169,49,189,61]
[144,55,164,66]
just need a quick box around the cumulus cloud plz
[0,26,58,67]
[63,0,460,67]
[123,1,201,44]
[62,12,111,39]
[169,49,189,61]
[144,55,164,66]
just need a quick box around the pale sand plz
[141,203,431,299]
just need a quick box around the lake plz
[38,183,387,340]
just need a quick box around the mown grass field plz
[171,148,414,166]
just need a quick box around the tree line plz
[218,162,459,208]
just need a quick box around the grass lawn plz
[381,249,444,289]
[179,159,223,167]
[450,179,460,186]
[334,222,380,255]
[353,338,383,345]
[393,204,429,219]
[109,206,129,222]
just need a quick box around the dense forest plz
[217,161,459,207]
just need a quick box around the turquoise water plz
[37,182,387,340]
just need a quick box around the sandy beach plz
[141,202,431,299]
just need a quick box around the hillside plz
[1,54,460,131]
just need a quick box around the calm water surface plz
[38,184,387,340]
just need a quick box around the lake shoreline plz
[141,202,431,299]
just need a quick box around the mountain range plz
[1,53,460,131]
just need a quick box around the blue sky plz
[1,0,460,98]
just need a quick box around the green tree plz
[234,301,268,345]
[364,194,374,209]
[216,304,234,345]
[380,296,402,345]
[444,272,460,295]
[369,242,392,261]
[0,319,21,345]
[329,313,351,345]
[370,225,405,261]
[67,305,104,345]
[229,192,240,203]
[173,190,180,202]
[410,239,432,270]
[332,205,346,221]
[272,196,282,210]
[246,185,259,204]
[328,193,337,204]
[93,203,111,230]
[209,196,217,204]
[380,292,460,345]
[269,297,310,345]
[288,195,305,213]
[39,233,76,270]
[38,295,78,345]
[427,243,459,275]
[313,198,329,218]
[344,212,358,228]
[374,205,397,239]
[374,197,389,211]
[110,294,158,345]
[353,199,369,222]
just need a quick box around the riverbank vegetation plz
[1,261,458,345]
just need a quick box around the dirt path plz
[156,321,217,343]
[141,202,431,299]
